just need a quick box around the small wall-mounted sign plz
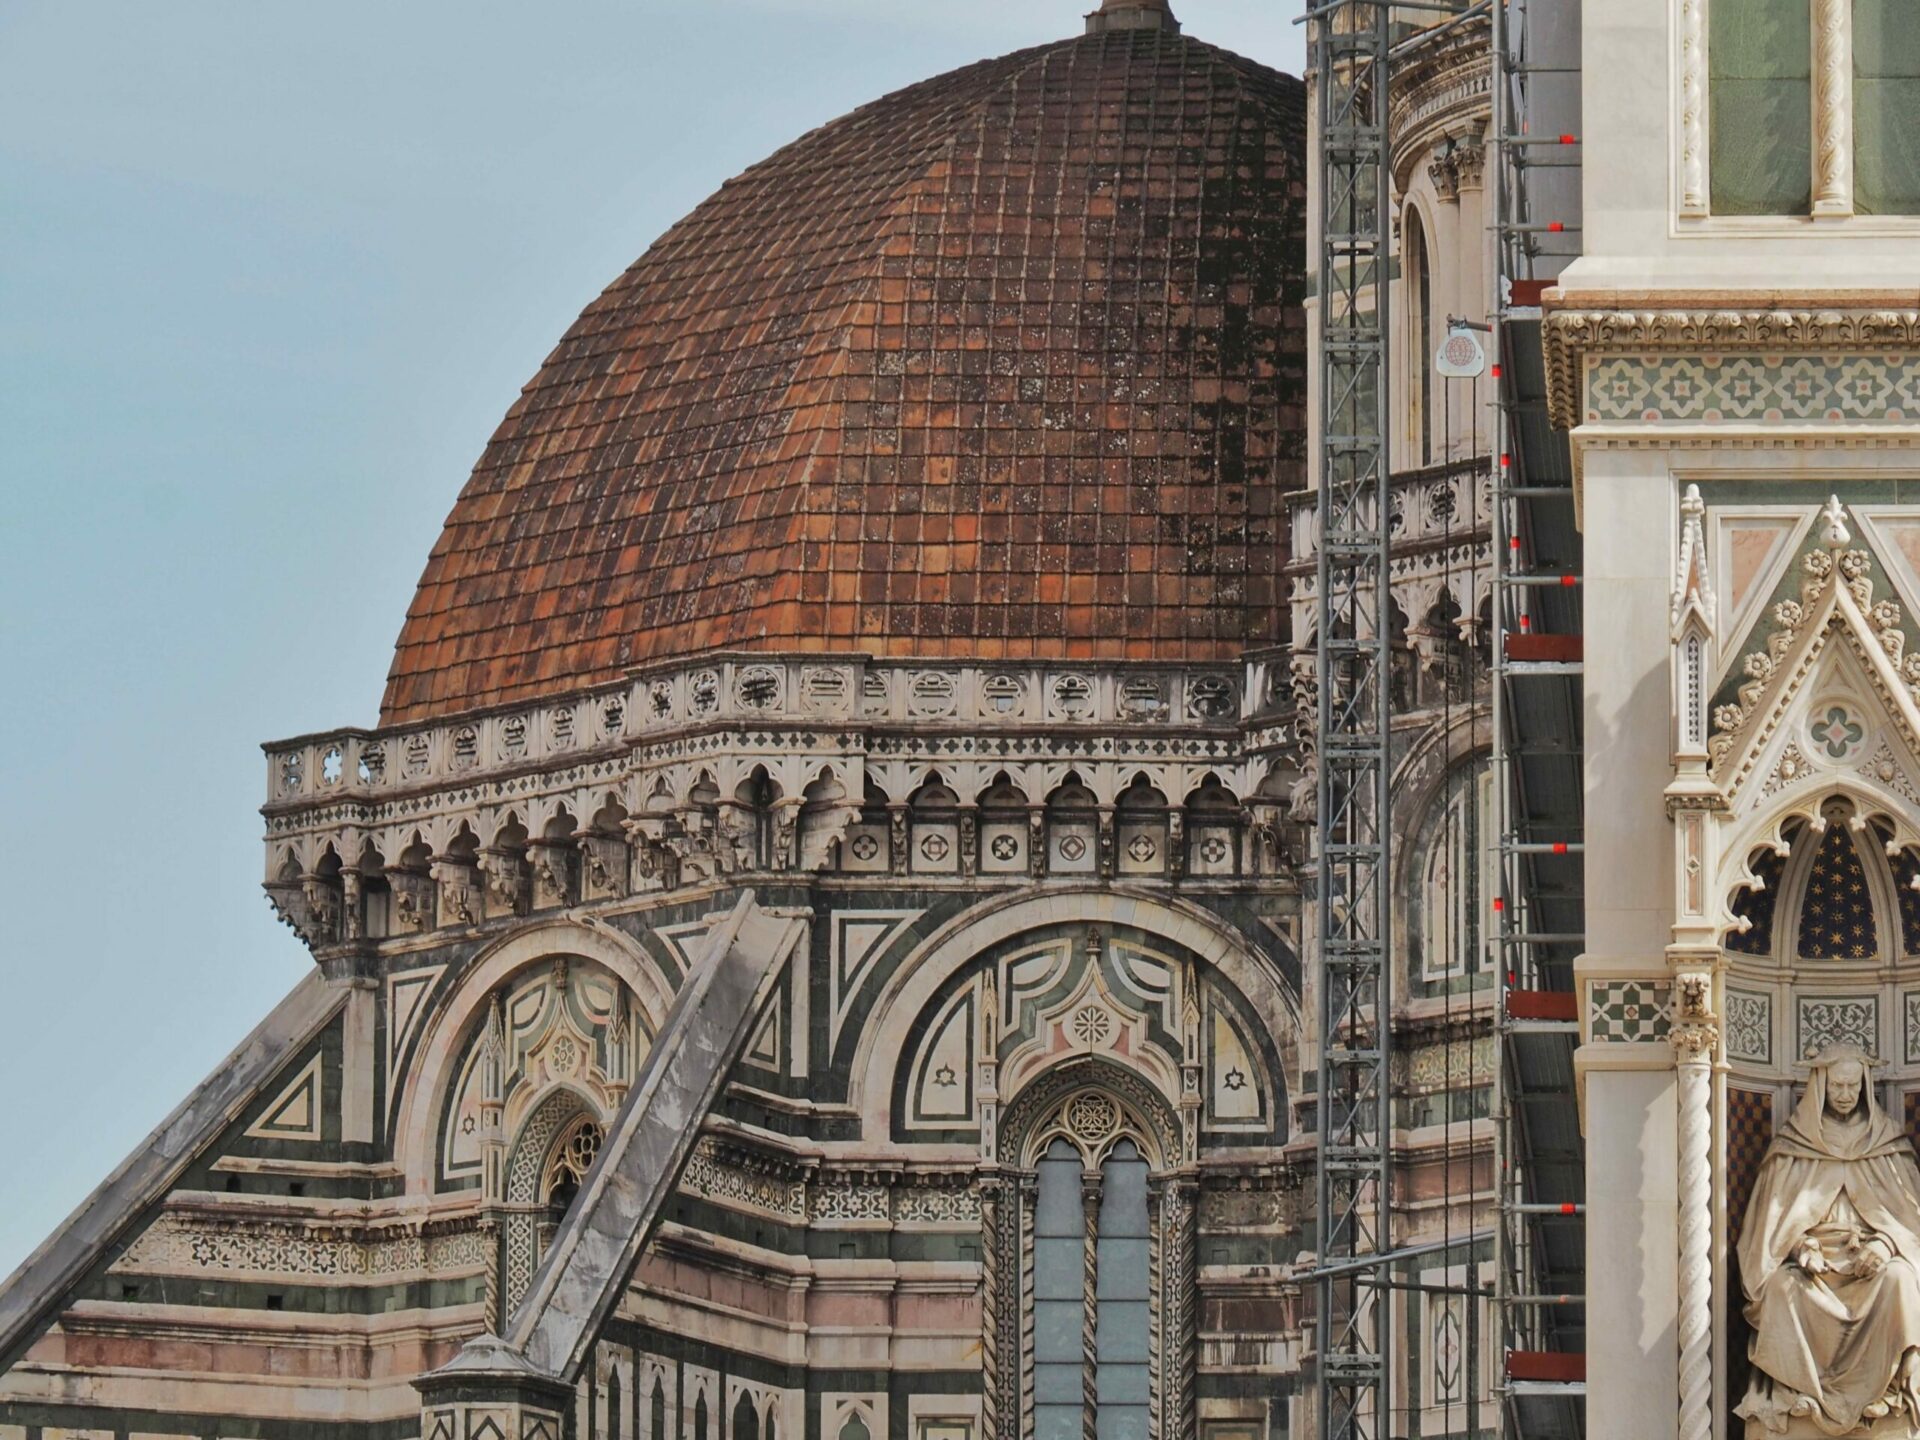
[1436,323,1488,379]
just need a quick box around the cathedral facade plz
[0,8,1497,1440]
[1562,0,1920,1434]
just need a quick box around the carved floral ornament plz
[1705,507,1920,802]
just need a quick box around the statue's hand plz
[1857,1240,1892,1278]
[1795,1239,1828,1275]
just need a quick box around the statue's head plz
[1828,1058,1867,1118]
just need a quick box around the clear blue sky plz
[0,1,1303,1279]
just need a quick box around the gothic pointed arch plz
[393,919,674,1194]
[983,1055,1196,1440]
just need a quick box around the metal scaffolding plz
[1308,2,1395,1438]
[1488,0,1586,1435]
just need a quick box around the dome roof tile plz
[381,26,1306,724]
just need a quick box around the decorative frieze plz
[1724,990,1772,1064]
[112,1211,490,1281]
[1540,309,1920,430]
[261,656,1291,955]
[1797,995,1878,1060]
[1585,354,1920,427]
[678,1138,808,1223]
[267,659,1250,808]
[1403,1036,1495,1090]
[673,1138,983,1228]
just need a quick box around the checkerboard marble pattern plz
[1586,980,1672,1043]
[1728,1087,1775,1245]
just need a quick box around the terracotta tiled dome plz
[380,20,1306,725]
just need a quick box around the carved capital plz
[1670,970,1718,1062]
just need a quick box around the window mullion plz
[1813,0,1855,214]
[1682,0,1710,214]
[1082,1173,1102,1440]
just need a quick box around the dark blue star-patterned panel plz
[1896,849,1920,956]
[1727,844,1788,956]
[1798,824,1879,960]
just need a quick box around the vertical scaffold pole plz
[1309,2,1394,1438]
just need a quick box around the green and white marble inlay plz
[1586,354,1920,425]
[1587,979,1673,1043]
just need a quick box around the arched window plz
[1405,206,1432,464]
[607,1369,623,1440]
[733,1394,760,1440]
[837,1417,871,1440]
[651,1378,667,1440]
[1408,759,1493,984]
[730,768,779,870]
[1185,778,1241,878]
[695,1393,709,1440]
[994,1069,1193,1440]
[543,1114,605,1219]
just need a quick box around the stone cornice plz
[1541,306,1920,430]
[1386,14,1491,192]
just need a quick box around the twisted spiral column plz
[1021,1182,1037,1438]
[1148,1186,1164,1440]
[1812,0,1853,215]
[1083,1180,1101,1440]
[480,1218,502,1334]
[979,1180,1001,1440]
[1674,1028,1716,1440]
[1678,0,1708,213]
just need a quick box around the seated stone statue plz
[1739,1046,1920,1437]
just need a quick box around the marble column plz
[1670,971,1719,1440]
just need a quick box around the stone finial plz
[1820,494,1852,551]
[1671,483,1715,634]
[1085,0,1180,34]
